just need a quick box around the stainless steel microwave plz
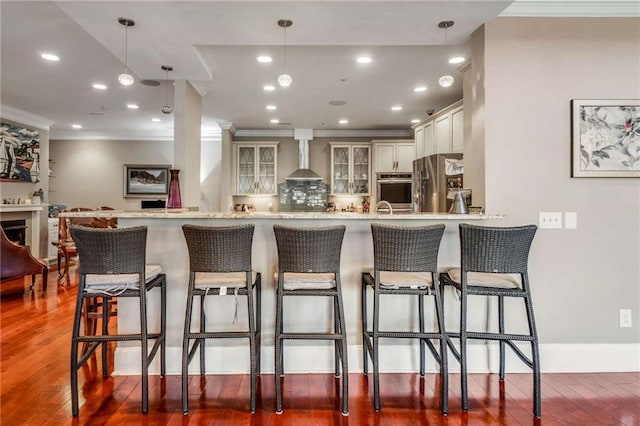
[376,173,413,212]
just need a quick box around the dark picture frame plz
[571,99,640,177]
[123,164,170,197]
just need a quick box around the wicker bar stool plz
[440,223,540,418]
[362,223,448,414]
[273,224,348,415]
[69,225,166,416]
[181,224,261,414]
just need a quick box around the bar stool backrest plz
[371,223,445,273]
[459,223,537,275]
[273,225,346,274]
[70,225,147,278]
[182,224,254,273]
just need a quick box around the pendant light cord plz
[444,26,448,58]
[283,25,287,72]
[124,24,129,72]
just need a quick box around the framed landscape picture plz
[123,164,170,197]
[571,99,640,177]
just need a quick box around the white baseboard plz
[113,342,640,376]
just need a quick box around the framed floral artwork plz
[571,99,640,177]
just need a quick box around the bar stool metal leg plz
[361,273,369,376]
[274,286,283,414]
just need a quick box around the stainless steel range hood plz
[286,129,322,181]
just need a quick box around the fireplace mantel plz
[0,205,45,213]
[0,205,44,255]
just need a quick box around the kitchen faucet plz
[375,200,393,215]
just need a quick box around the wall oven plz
[376,173,413,212]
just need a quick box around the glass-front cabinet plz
[234,142,278,195]
[330,143,370,195]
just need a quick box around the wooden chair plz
[54,207,93,286]
[55,207,118,354]
[1,227,48,295]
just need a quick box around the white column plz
[173,80,202,209]
[218,122,234,212]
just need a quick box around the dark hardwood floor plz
[1,268,638,425]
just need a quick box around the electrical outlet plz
[620,309,632,328]
[539,212,562,229]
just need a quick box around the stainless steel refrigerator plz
[413,153,465,212]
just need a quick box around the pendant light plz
[117,18,135,86]
[161,65,173,114]
[277,19,293,88]
[438,20,455,88]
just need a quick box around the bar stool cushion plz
[372,271,433,289]
[283,272,336,290]
[446,268,521,289]
[85,264,162,291]
[194,271,258,288]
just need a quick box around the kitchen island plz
[62,210,505,375]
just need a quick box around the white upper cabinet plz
[415,122,434,158]
[451,106,464,153]
[330,143,371,196]
[435,115,451,154]
[233,142,278,195]
[412,100,463,156]
[372,140,415,173]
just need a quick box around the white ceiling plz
[1,1,635,140]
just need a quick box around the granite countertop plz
[60,209,504,220]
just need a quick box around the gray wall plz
[482,17,640,343]
[49,139,172,210]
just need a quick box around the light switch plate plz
[565,212,577,229]
[539,212,562,229]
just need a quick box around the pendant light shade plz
[438,75,454,88]
[161,65,173,114]
[118,18,135,86]
[277,73,292,87]
[277,19,293,88]
[438,20,454,88]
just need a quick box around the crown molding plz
[0,105,54,130]
[234,128,411,138]
[50,127,222,143]
[501,1,640,17]
[217,121,236,134]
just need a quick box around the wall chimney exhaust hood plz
[286,128,322,181]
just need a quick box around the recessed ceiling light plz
[449,56,466,64]
[127,104,139,109]
[71,124,82,129]
[92,83,107,90]
[151,117,161,122]
[411,119,420,124]
[266,105,277,111]
[356,56,372,64]
[391,105,402,111]
[257,55,272,63]
[270,119,280,124]
[339,119,349,125]
[40,53,60,61]
[414,86,427,92]
[263,84,276,91]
